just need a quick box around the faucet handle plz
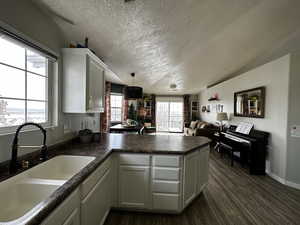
[21,160,29,169]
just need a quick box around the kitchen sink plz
[28,155,95,181]
[0,155,95,224]
[0,180,60,222]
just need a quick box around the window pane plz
[27,73,47,101]
[111,108,122,121]
[0,64,25,99]
[0,37,25,69]
[27,101,47,123]
[0,99,25,127]
[111,95,122,107]
[27,50,47,76]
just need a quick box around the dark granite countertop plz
[0,133,211,225]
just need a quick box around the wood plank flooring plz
[104,151,300,225]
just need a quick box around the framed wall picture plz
[234,86,265,118]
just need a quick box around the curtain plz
[122,86,129,122]
[100,81,111,132]
[183,95,191,124]
[151,94,156,126]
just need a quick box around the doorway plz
[156,97,183,132]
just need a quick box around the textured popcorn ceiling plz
[33,0,300,94]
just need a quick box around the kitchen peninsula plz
[0,134,211,225]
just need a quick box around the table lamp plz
[216,112,228,131]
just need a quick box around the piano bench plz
[220,143,242,167]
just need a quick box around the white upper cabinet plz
[62,48,105,113]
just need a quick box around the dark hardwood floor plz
[104,151,300,225]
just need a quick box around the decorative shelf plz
[208,97,220,101]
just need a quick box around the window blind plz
[0,26,58,61]
[156,96,183,103]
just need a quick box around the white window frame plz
[110,93,123,123]
[0,25,56,135]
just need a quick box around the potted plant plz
[78,129,93,144]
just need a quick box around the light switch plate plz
[291,125,300,137]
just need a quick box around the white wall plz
[0,0,71,163]
[199,55,290,180]
[286,53,300,186]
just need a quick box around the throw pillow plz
[200,122,207,129]
[197,121,204,129]
[190,121,198,129]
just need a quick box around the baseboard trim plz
[285,181,300,190]
[266,170,285,184]
[266,170,300,190]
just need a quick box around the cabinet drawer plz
[81,156,111,199]
[119,154,150,166]
[152,155,181,167]
[152,180,180,193]
[152,193,180,211]
[152,168,181,181]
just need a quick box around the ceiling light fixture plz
[125,73,143,99]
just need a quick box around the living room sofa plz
[184,120,219,140]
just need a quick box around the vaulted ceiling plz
[32,0,300,94]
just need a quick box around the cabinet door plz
[81,168,111,225]
[119,165,150,209]
[62,208,80,225]
[183,151,198,207]
[86,56,105,112]
[198,146,210,194]
[42,189,80,225]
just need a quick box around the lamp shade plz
[216,112,228,121]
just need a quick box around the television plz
[125,86,143,99]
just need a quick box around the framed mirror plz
[234,86,265,118]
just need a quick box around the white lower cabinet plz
[198,146,210,194]
[151,155,182,212]
[152,180,180,193]
[152,193,180,211]
[81,158,112,225]
[42,147,210,225]
[63,208,80,225]
[42,189,80,225]
[118,165,150,209]
[183,151,199,207]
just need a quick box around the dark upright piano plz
[220,126,269,175]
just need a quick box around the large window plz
[110,94,123,122]
[0,36,49,129]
